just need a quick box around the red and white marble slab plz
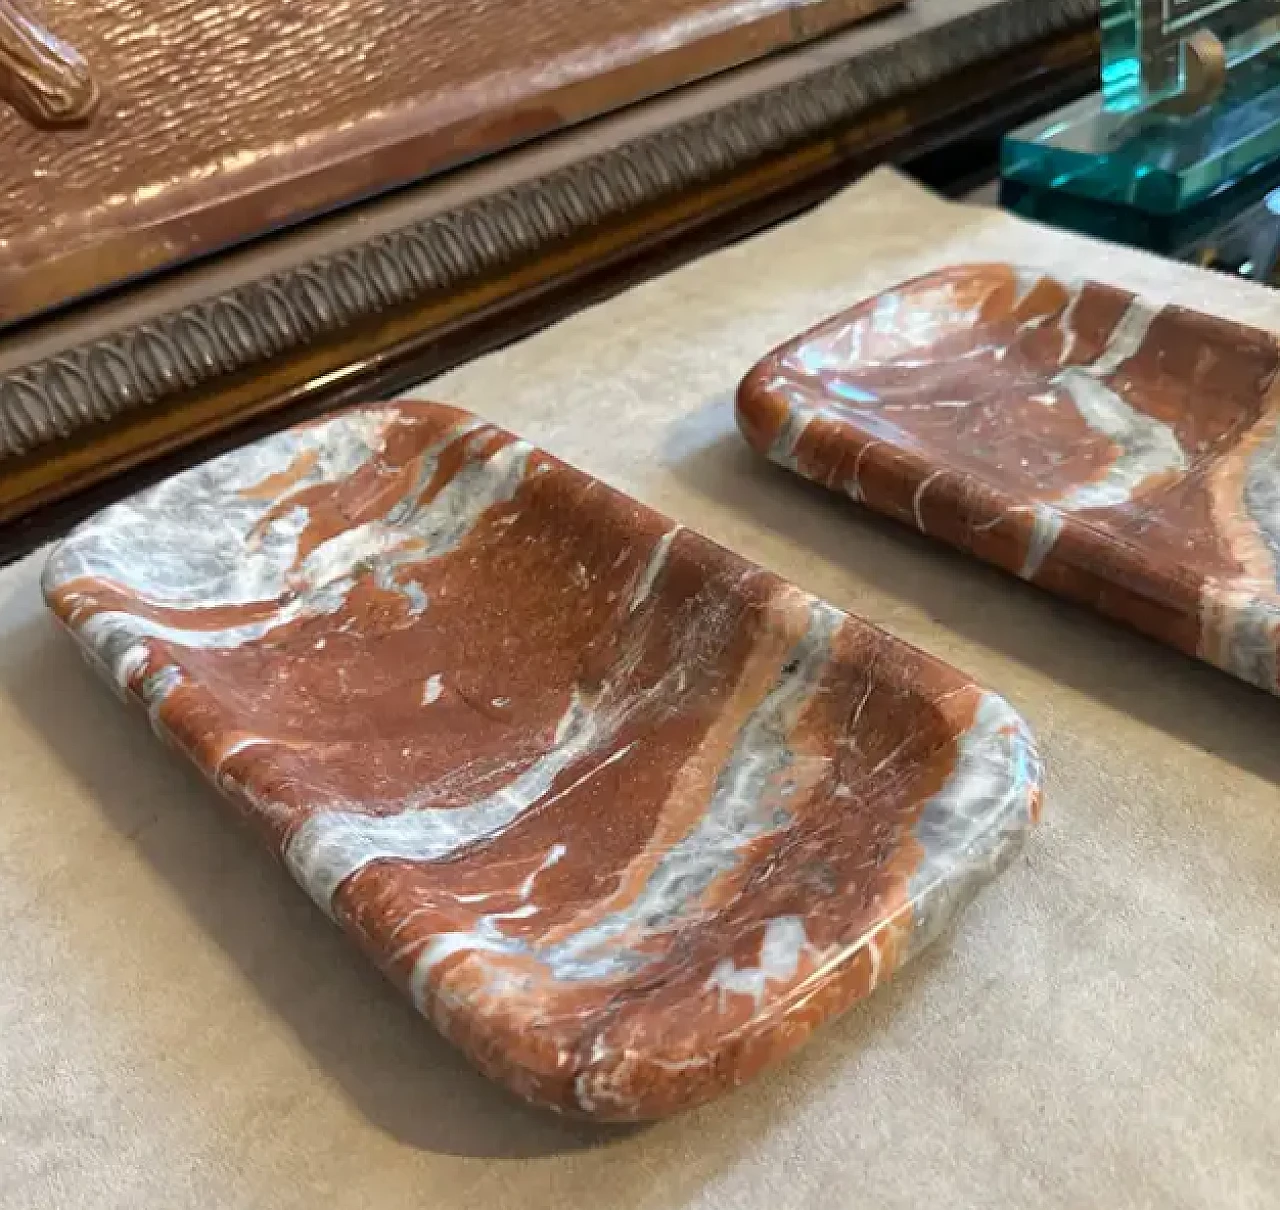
[737,264,1280,695]
[42,400,1040,1120]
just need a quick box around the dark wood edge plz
[0,0,1093,477]
[0,20,1098,560]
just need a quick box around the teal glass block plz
[1100,0,1143,111]
[1001,150,1280,266]
[1101,0,1280,113]
[1002,52,1280,214]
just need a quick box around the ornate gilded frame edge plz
[0,0,1097,496]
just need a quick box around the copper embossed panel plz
[43,400,1039,1120]
[737,264,1280,694]
[0,0,897,325]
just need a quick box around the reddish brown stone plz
[42,400,1039,1120]
[737,264,1280,694]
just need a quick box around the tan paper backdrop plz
[1,169,1277,1208]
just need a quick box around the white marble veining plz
[904,692,1040,960]
[406,596,842,995]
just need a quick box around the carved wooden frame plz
[0,0,1096,527]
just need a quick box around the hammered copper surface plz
[0,0,1098,521]
[42,399,1040,1120]
[0,0,897,325]
[737,263,1280,694]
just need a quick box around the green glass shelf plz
[1002,0,1280,274]
[1001,147,1280,271]
[1003,55,1280,215]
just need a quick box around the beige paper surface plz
[2,168,1277,1208]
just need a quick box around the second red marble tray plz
[737,264,1280,695]
[42,400,1039,1120]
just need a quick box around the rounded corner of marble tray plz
[31,397,1048,1121]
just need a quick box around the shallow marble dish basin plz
[43,400,1040,1120]
[737,264,1280,695]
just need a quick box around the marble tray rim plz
[40,399,1043,1119]
[737,261,1280,691]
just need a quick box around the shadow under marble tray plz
[737,264,1280,696]
[42,400,1039,1120]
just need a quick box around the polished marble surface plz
[738,263,1280,693]
[42,400,1039,1119]
[1,170,1277,1208]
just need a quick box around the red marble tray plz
[737,264,1280,696]
[42,400,1040,1120]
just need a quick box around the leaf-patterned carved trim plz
[0,0,98,128]
[0,0,1096,462]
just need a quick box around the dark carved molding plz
[0,0,1096,463]
[0,0,98,128]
